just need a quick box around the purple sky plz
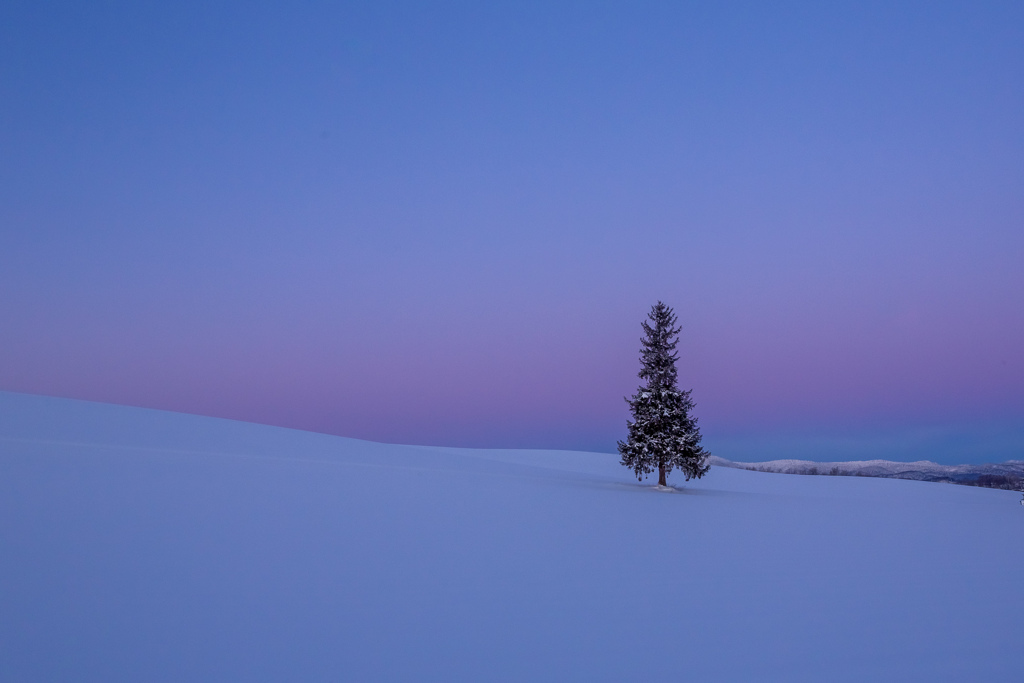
[2,1,1022,462]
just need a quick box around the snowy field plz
[1,391,1021,681]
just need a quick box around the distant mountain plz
[709,455,1024,490]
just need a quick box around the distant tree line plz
[731,463,1023,491]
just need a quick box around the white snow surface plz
[1,391,1022,681]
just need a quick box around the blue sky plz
[1,1,1022,462]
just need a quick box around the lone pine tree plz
[618,302,710,487]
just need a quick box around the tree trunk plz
[658,463,667,487]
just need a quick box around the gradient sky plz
[2,1,1022,463]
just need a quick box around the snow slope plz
[1,391,1022,681]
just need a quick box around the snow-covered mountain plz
[710,455,1024,490]
[1,391,1022,681]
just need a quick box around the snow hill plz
[710,455,1024,490]
[1,391,1022,682]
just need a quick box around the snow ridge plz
[709,455,1024,490]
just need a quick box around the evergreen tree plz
[618,302,710,486]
